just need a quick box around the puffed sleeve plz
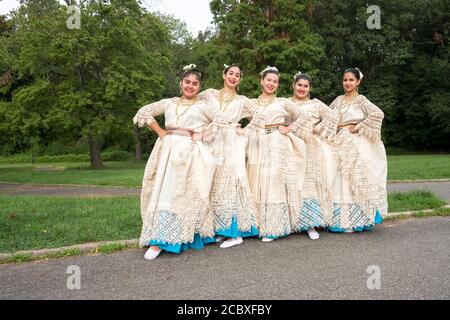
[313,100,338,140]
[133,99,168,128]
[329,96,341,110]
[354,96,384,140]
[284,100,315,141]
[240,97,257,119]
[197,88,214,102]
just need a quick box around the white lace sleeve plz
[329,96,341,110]
[240,97,257,119]
[197,88,214,102]
[284,100,314,141]
[355,96,384,140]
[314,101,338,140]
[202,101,230,125]
[133,99,168,128]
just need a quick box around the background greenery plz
[1,154,449,186]
[0,0,449,168]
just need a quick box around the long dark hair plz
[344,67,362,80]
[223,64,243,77]
[260,66,280,79]
[293,72,312,86]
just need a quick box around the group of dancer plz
[133,63,388,260]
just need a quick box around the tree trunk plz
[89,137,103,169]
[133,126,142,161]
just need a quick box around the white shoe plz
[144,246,162,260]
[220,237,243,249]
[307,228,320,240]
[215,236,226,243]
[261,237,275,242]
[345,228,354,233]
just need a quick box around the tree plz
[195,0,325,97]
[308,0,449,151]
[2,0,172,167]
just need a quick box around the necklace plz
[218,89,237,112]
[291,96,310,105]
[339,94,359,115]
[176,97,198,125]
[257,95,276,107]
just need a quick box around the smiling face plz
[180,74,201,99]
[293,78,311,100]
[261,72,279,95]
[343,72,361,94]
[223,66,241,90]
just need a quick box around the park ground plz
[0,154,450,299]
[0,154,449,255]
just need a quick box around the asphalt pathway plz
[1,181,449,202]
[1,217,449,300]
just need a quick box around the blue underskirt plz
[215,216,259,238]
[328,210,383,233]
[149,233,216,254]
[263,232,291,240]
[297,198,326,231]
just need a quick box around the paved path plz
[1,217,449,299]
[0,183,140,197]
[1,181,450,202]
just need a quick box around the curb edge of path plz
[388,179,450,183]
[1,205,450,265]
[0,239,139,264]
[1,179,450,190]
[0,181,140,190]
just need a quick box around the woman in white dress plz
[199,64,259,249]
[245,66,313,242]
[289,72,338,240]
[133,64,230,259]
[328,68,387,232]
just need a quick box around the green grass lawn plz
[0,190,446,253]
[0,195,141,253]
[387,191,447,212]
[387,154,450,180]
[0,161,144,187]
[0,154,449,187]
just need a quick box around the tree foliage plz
[0,0,448,158]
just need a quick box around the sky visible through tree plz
[0,0,213,35]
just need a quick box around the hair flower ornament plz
[183,64,197,72]
[355,67,364,80]
[259,66,279,76]
[293,71,303,80]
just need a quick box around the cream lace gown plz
[289,98,338,231]
[328,94,387,232]
[199,89,258,238]
[245,97,313,238]
[133,97,229,253]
